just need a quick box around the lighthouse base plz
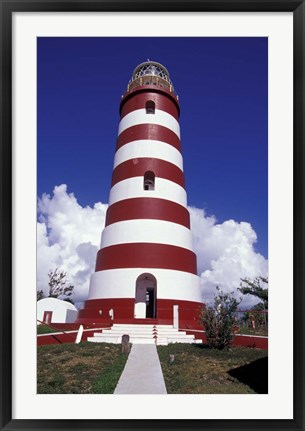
[77,298,204,330]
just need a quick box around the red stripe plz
[105,198,190,228]
[95,243,197,274]
[77,298,203,329]
[120,92,179,120]
[120,84,179,116]
[111,158,185,188]
[116,124,181,152]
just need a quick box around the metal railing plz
[127,76,177,96]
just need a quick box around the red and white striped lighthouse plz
[78,61,203,329]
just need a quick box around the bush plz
[202,287,240,350]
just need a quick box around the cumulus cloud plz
[37,185,268,310]
[189,207,268,308]
[37,185,108,308]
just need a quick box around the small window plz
[144,171,155,191]
[146,100,155,114]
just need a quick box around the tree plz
[238,276,268,308]
[48,268,74,302]
[250,302,267,327]
[37,290,44,301]
[201,287,240,350]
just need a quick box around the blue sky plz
[38,37,268,258]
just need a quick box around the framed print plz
[1,1,304,430]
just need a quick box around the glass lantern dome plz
[127,61,176,94]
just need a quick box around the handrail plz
[37,319,76,343]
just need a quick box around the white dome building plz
[37,298,78,325]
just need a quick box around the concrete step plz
[93,332,194,341]
[88,335,156,344]
[87,336,121,343]
[156,338,168,346]
[89,335,195,345]
[112,323,173,328]
[104,328,158,334]
[88,324,198,345]
[93,331,154,338]
[95,333,155,339]
[129,338,156,345]
[93,329,187,336]
[167,337,194,344]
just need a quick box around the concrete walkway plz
[114,344,167,394]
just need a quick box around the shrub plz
[202,287,240,350]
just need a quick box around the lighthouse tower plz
[78,61,203,329]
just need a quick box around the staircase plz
[87,324,202,345]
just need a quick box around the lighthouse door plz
[135,273,157,319]
[146,288,156,318]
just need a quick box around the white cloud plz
[37,184,107,308]
[189,207,268,308]
[37,185,268,310]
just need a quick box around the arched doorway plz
[135,273,157,319]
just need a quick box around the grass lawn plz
[37,325,62,334]
[237,326,268,336]
[37,342,128,394]
[157,344,268,394]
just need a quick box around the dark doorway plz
[135,273,157,319]
[146,288,156,318]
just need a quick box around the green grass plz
[38,340,268,395]
[237,326,268,336]
[37,342,129,394]
[37,325,62,334]
[92,354,129,393]
[157,343,268,394]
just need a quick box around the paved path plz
[114,344,167,394]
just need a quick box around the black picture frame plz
[1,1,304,430]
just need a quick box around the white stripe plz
[114,140,183,170]
[108,177,187,207]
[100,219,193,250]
[118,108,180,138]
[37,328,108,337]
[88,268,202,303]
